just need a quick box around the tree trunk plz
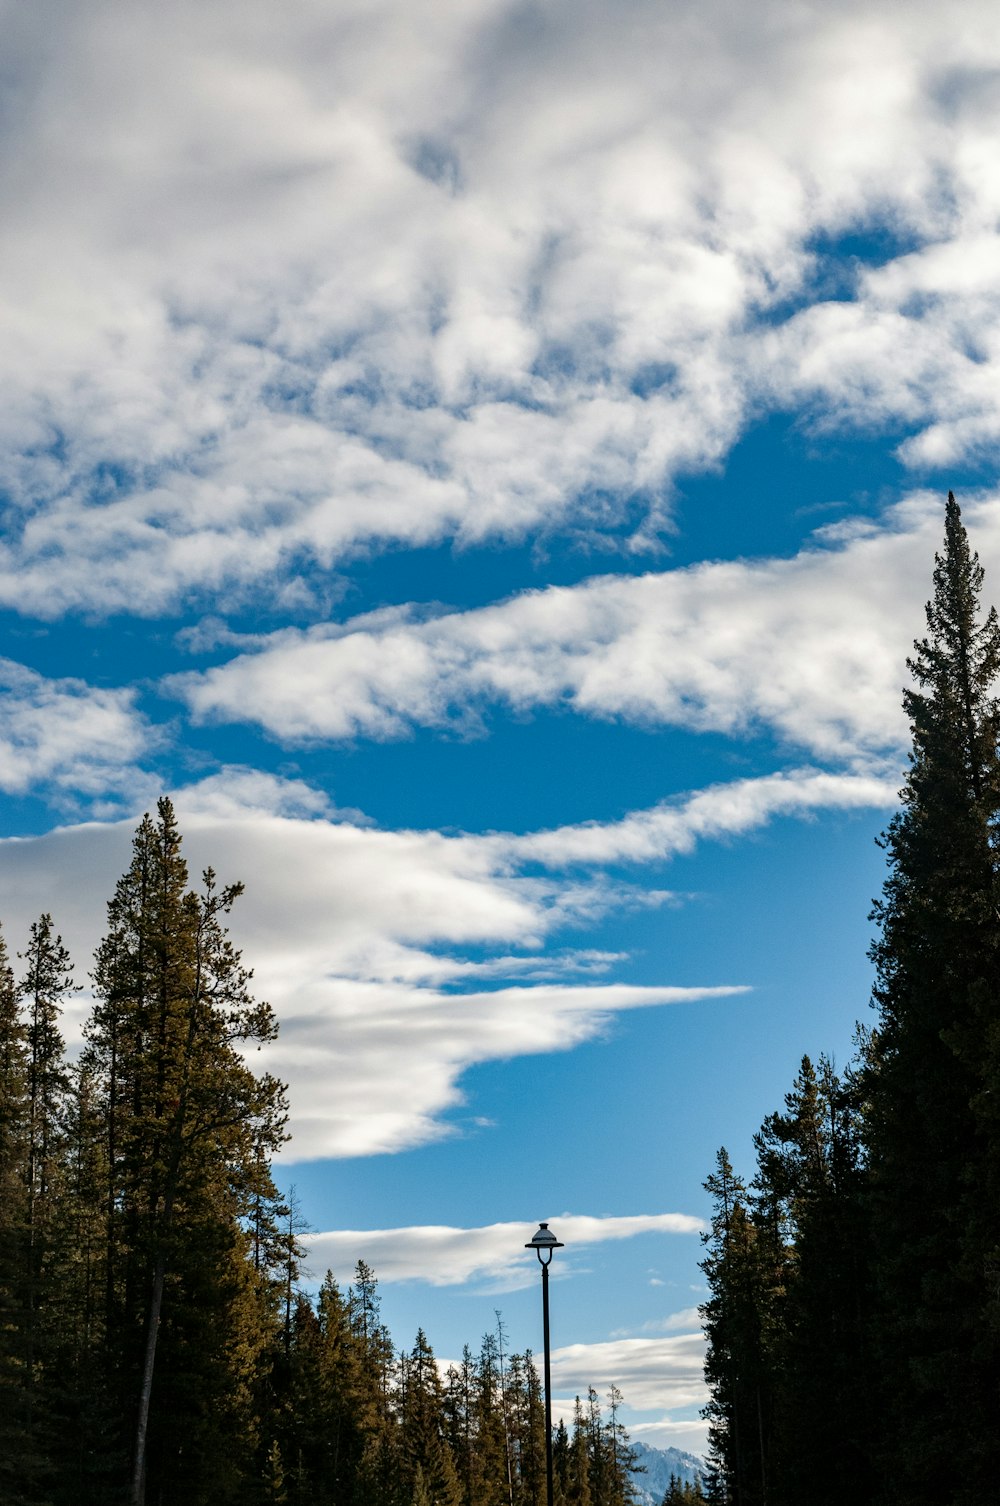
[130,1248,166,1506]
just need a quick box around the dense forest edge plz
[2,493,998,1505]
[0,789,646,1503]
[699,493,1000,1506]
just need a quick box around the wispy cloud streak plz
[170,494,1000,764]
[306,1214,704,1288]
[0,758,890,1158]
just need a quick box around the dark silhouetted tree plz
[865,494,1000,1505]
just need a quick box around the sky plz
[2,0,1000,1458]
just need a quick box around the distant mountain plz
[629,1440,705,1505]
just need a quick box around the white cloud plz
[0,2,999,612]
[0,775,756,1157]
[0,750,896,1158]
[611,1308,704,1338]
[172,767,334,821]
[548,1328,710,1462]
[549,1333,707,1415]
[0,751,899,1155]
[0,658,153,810]
[263,978,742,1160]
[306,1213,704,1289]
[500,768,899,869]
[171,491,1000,764]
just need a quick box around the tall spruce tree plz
[85,798,288,1506]
[444,1345,476,1506]
[865,492,1000,1504]
[566,1397,593,1506]
[283,1272,376,1504]
[602,1384,639,1506]
[350,1259,404,1506]
[7,913,76,1500]
[505,1350,546,1506]
[699,1148,779,1506]
[472,1330,513,1506]
[752,1055,874,1506]
[400,1329,462,1506]
[48,1054,117,1505]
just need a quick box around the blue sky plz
[2,0,1000,1456]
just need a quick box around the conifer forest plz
[0,797,644,1504]
[1,494,998,1506]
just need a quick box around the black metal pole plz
[542,1257,554,1506]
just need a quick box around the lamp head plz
[525,1221,564,1265]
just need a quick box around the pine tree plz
[262,1438,289,1505]
[49,1057,119,1504]
[84,798,288,1506]
[20,915,73,1223]
[471,1329,513,1506]
[698,1462,725,1506]
[444,1346,478,1506]
[700,1148,778,1506]
[493,1313,515,1506]
[865,493,1000,1504]
[412,1462,434,1506]
[661,1482,707,1506]
[566,1398,592,1506]
[551,1419,570,1506]
[8,913,76,1499]
[351,1259,404,1506]
[506,1350,546,1506]
[400,1329,462,1506]
[282,1271,378,1504]
[751,1056,874,1506]
[602,1384,639,1505]
[579,1388,637,1506]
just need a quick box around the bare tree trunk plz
[495,1311,514,1506]
[130,1249,166,1506]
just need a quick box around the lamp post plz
[525,1221,564,1506]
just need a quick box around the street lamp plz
[525,1221,564,1506]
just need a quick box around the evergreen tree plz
[698,1462,725,1506]
[471,1330,512,1506]
[585,1388,607,1506]
[602,1385,639,1506]
[283,1271,377,1504]
[566,1398,592,1506]
[660,1480,707,1506]
[41,1048,118,1506]
[400,1329,462,1506]
[492,1314,515,1506]
[412,1463,435,1506]
[351,1259,404,1506]
[865,493,1000,1504]
[444,1346,478,1506]
[580,1388,637,1506]
[84,798,288,1506]
[262,1438,289,1505]
[20,919,73,1373]
[20,915,73,1226]
[699,1148,779,1506]
[551,1419,570,1506]
[751,1056,874,1506]
[506,1350,546,1506]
